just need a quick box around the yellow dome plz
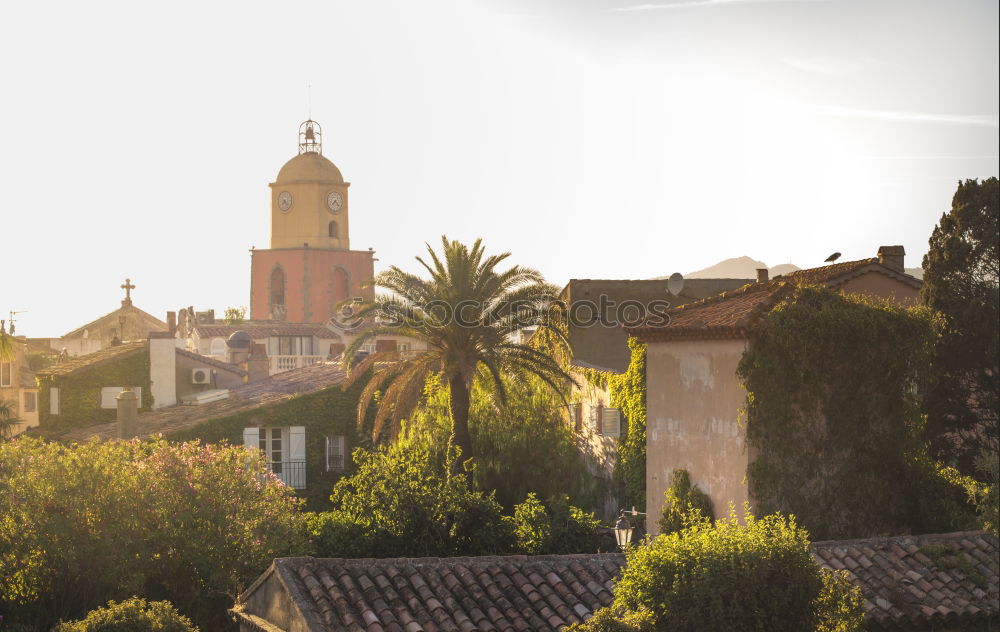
[275,152,344,184]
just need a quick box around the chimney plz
[877,245,906,273]
[116,388,139,439]
[756,268,769,283]
[247,343,270,384]
[148,332,177,409]
[166,311,176,335]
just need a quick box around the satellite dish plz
[667,272,684,297]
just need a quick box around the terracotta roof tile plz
[62,304,167,339]
[36,341,146,377]
[813,531,999,630]
[52,361,346,442]
[235,554,625,632]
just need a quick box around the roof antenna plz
[308,83,312,120]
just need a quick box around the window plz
[100,387,142,409]
[243,426,306,489]
[326,435,346,472]
[273,335,314,356]
[24,391,36,413]
[328,220,338,238]
[601,407,622,437]
[270,266,285,307]
[209,338,227,356]
[0,362,10,387]
[50,388,60,415]
[572,402,583,432]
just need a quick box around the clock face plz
[327,191,344,213]
[277,191,292,212]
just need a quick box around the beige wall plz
[645,338,749,534]
[838,274,920,305]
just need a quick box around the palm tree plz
[342,237,573,463]
[0,400,21,441]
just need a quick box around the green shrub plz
[53,598,198,632]
[657,469,713,535]
[564,607,654,632]
[507,493,607,555]
[309,444,514,558]
[612,510,862,632]
[814,569,867,632]
[0,437,308,630]
[974,450,999,537]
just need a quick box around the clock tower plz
[249,121,375,323]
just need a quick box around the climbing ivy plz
[738,285,977,539]
[168,379,374,509]
[609,338,647,512]
[36,348,152,430]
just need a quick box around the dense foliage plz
[657,469,713,535]
[606,511,865,632]
[507,493,607,555]
[404,372,603,510]
[0,437,308,630]
[921,177,999,469]
[53,598,198,632]
[608,339,647,512]
[342,236,572,464]
[307,444,515,558]
[738,285,977,539]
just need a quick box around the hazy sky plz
[3,0,997,336]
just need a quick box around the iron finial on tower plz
[298,120,322,155]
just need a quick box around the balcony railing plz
[266,460,306,489]
[269,355,326,374]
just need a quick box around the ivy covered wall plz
[37,348,152,430]
[608,338,647,512]
[168,380,373,509]
[738,285,977,540]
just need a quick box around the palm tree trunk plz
[448,373,474,464]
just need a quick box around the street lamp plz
[613,511,633,551]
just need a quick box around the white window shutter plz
[589,407,599,433]
[243,427,259,451]
[602,408,622,437]
[50,388,60,415]
[288,426,306,489]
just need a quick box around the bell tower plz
[249,121,375,323]
[269,120,351,250]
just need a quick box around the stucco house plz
[627,245,923,532]
[0,336,46,433]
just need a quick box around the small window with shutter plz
[601,408,622,437]
[326,435,346,472]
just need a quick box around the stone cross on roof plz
[121,278,135,307]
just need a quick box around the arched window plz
[270,266,285,306]
[209,338,226,356]
[328,221,338,238]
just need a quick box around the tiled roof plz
[53,361,346,442]
[813,531,999,630]
[233,554,625,632]
[36,341,146,377]
[62,304,167,338]
[175,348,247,376]
[194,323,338,339]
[628,258,922,342]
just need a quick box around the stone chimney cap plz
[756,268,769,283]
[877,245,906,256]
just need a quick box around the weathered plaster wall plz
[645,338,749,534]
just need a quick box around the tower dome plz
[275,152,344,184]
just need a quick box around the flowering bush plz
[0,436,308,630]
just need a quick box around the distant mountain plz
[658,255,922,281]
[680,256,801,280]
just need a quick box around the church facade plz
[249,121,375,324]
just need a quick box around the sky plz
[2,0,997,337]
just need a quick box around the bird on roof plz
[824,252,842,263]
